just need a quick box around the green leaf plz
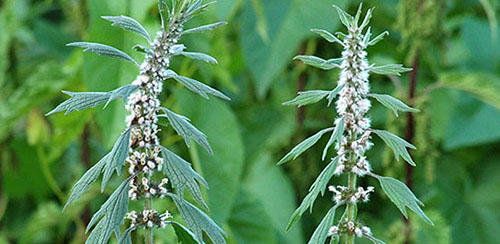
[287,157,338,231]
[171,221,198,244]
[308,205,339,244]
[367,31,388,46]
[101,128,131,192]
[369,93,419,117]
[376,176,433,225]
[158,0,170,28]
[374,130,416,166]
[86,178,132,243]
[183,22,227,34]
[293,55,342,70]
[171,194,227,244]
[63,157,106,210]
[322,119,344,160]
[370,64,412,76]
[159,107,213,154]
[161,146,209,210]
[277,127,334,165]
[311,29,343,45]
[364,235,386,244]
[67,42,138,66]
[359,7,374,31]
[104,85,139,108]
[181,51,218,64]
[165,70,230,100]
[282,90,330,107]
[101,15,151,41]
[117,227,134,244]
[333,4,353,28]
[327,84,346,107]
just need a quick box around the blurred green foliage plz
[0,0,499,243]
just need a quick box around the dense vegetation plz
[0,0,499,243]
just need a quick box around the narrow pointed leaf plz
[282,90,330,107]
[294,55,342,70]
[117,227,134,244]
[370,64,412,76]
[308,205,339,244]
[286,157,338,231]
[376,176,433,225]
[374,130,416,166]
[322,119,344,160]
[359,7,374,31]
[67,42,138,66]
[327,84,346,107]
[64,157,106,210]
[170,194,227,244]
[46,91,110,116]
[333,4,353,28]
[102,16,151,41]
[364,235,386,244]
[101,128,132,191]
[354,3,364,26]
[367,31,389,46]
[165,70,230,100]
[170,221,198,244]
[181,51,218,64]
[369,93,419,117]
[183,22,227,34]
[278,127,334,165]
[105,85,139,108]
[159,107,213,154]
[161,146,209,209]
[311,29,343,45]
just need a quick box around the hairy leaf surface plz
[102,15,151,41]
[165,70,230,100]
[67,42,138,66]
[308,205,339,244]
[370,64,412,76]
[277,127,334,165]
[322,119,344,160]
[101,128,131,191]
[183,22,227,34]
[374,130,416,166]
[294,55,342,70]
[369,93,419,117]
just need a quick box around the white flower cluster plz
[328,221,371,238]
[334,25,374,177]
[125,209,172,229]
[328,185,374,204]
[128,177,169,200]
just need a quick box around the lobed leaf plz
[286,157,338,231]
[86,178,132,243]
[308,205,339,244]
[101,15,151,41]
[161,146,209,210]
[165,70,230,100]
[294,55,342,70]
[67,42,138,66]
[370,64,412,76]
[101,128,131,192]
[170,221,198,244]
[322,119,344,160]
[159,107,213,154]
[375,176,433,225]
[181,51,218,64]
[373,130,416,166]
[311,29,343,45]
[282,90,330,107]
[63,156,107,210]
[170,194,227,244]
[369,93,419,117]
[183,22,227,34]
[277,127,334,165]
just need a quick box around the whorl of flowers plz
[280,3,432,244]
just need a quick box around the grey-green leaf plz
[322,119,344,160]
[64,156,107,210]
[161,146,209,209]
[159,107,213,154]
[311,29,343,45]
[308,205,339,244]
[86,178,131,243]
[282,90,330,107]
[286,157,338,231]
[181,51,218,64]
[294,55,342,70]
[67,42,138,66]
[376,176,433,225]
[117,227,134,244]
[183,22,227,34]
[101,128,131,192]
[327,83,346,107]
[46,91,110,116]
[333,4,353,28]
[101,15,151,41]
[170,220,198,244]
[165,70,230,100]
[374,130,416,166]
[277,127,334,165]
[367,31,389,46]
[370,64,412,76]
[105,85,139,108]
[170,194,227,244]
[369,93,419,117]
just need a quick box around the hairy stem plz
[346,172,357,244]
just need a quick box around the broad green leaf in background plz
[176,89,244,225]
[461,17,500,71]
[240,0,347,98]
[414,210,450,244]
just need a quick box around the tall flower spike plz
[280,3,432,244]
[48,1,229,243]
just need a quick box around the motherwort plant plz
[279,4,433,244]
[46,0,229,243]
